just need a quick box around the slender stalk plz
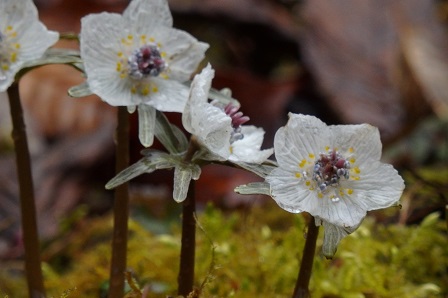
[177,179,196,296]
[292,216,319,298]
[7,83,45,298]
[108,107,130,298]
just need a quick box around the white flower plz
[182,64,273,164]
[80,0,209,147]
[266,113,404,257]
[0,0,59,91]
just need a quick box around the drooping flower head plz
[182,64,273,164]
[266,113,404,257]
[80,0,209,146]
[0,0,59,91]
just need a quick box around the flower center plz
[223,103,250,143]
[313,149,350,193]
[127,43,166,80]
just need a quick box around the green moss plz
[0,201,446,297]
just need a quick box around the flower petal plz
[80,13,136,106]
[145,78,189,112]
[230,126,273,163]
[274,113,329,171]
[330,123,382,164]
[0,0,58,91]
[182,64,215,132]
[347,161,404,211]
[266,167,317,213]
[123,0,173,28]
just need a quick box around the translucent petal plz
[80,13,136,106]
[145,78,189,112]
[266,167,317,213]
[0,0,37,30]
[123,0,173,28]
[230,126,273,164]
[310,191,367,229]
[183,65,232,159]
[173,167,193,203]
[16,21,59,61]
[274,113,329,171]
[0,0,58,91]
[347,162,404,211]
[137,104,156,147]
[330,123,382,164]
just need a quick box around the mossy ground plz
[0,196,446,298]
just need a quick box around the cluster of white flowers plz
[80,0,404,257]
[2,0,404,259]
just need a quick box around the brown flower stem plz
[108,107,130,298]
[7,83,45,298]
[177,179,196,296]
[292,216,319,298]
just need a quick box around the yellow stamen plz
[299,159,307,168]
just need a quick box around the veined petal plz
[348,162,404,210]
[230,126,273,163]
[123,0,173,28]
[192,103,232,159]
[80,13,135,106]
[266,167,317,214]
[168,41,209,82]
[330,124,382,164]
[0,0,58,91]
[182,64,215,132]
[274,113,329,171]
[146,78,189,112]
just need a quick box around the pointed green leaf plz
[105,151,176,189]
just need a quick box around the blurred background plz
[0,0,447,287]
